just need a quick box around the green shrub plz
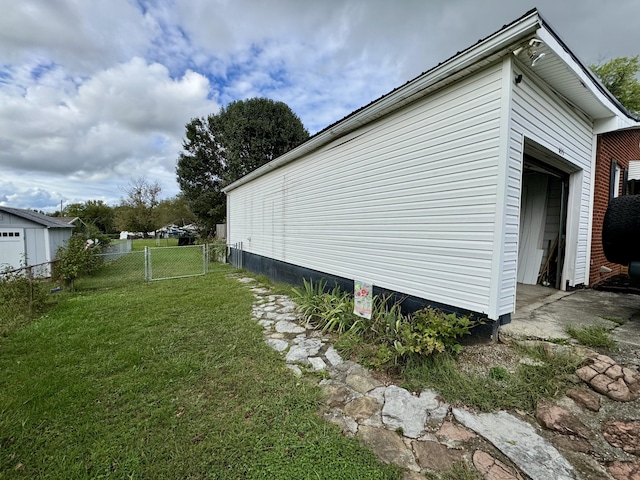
[294,280,478,366]
[53,233,108,289]
[293,279,358,334]
[392,308,478,359]
[209,238,228,263]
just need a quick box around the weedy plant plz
[392,308,479,358]
[565,324,616,350]
[292,279,358,334]
[0,264,50,336]
[401,343,581,412]
[294,279,479,367]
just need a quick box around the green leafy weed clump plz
[566,324,616,350]
[292,279,480,367]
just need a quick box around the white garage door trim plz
[0,228,26,270]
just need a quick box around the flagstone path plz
[232,275,640,480]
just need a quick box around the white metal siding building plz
[0,207,74,276]
[224,10,637,327]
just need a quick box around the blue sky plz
[1,0,639,212]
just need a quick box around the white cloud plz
[0,0,152,73]
[0,57,217,177]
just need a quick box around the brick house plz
[589,128,640,285]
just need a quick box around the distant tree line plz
[51,177,196,236]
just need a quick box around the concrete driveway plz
[500,285,640,364]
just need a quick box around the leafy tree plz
[64,200,116,234]
[114,177,162,234]
[156,195,197,228]
[590,56,640,115]
[177,97,309,234]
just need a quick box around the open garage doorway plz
[517,138,579,304]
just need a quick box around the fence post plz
[144,246,150,281]
[203,244,208,274]
[28,265,34,317]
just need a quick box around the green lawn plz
[0,264,399,479]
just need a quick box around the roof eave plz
[535,22,639,128]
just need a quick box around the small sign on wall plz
[354,280,373,319]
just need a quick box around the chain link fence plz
[74,242,217,290]
[0,262,58,336]
[227,241,243,269]
[2,241,234,333]
[144,244,208,281]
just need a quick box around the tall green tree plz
[156,195,197,227]
[590,55,640,115]
[114,177,162,234]
[65,200,116,234]
[176,97,309,235]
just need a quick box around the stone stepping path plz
[233,276,638,479]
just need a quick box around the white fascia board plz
[594,116,640,135]
[536,27,635,127]
[223,11,541,193]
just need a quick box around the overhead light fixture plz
[530,52,546,67]
[512,37,546,67]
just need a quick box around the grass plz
[400,344,581,412]
[251,273,295,296]
[0,264,399,479]
[130,237,180,250]
[600,316,626,326]
[565,324,616,350]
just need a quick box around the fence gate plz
[144,245,208,281]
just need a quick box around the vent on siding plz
[629,160,640,180]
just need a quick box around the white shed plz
[223,9,637,334]
[0,207,74,276]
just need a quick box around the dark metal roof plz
[0,207,75,228]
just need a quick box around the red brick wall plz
[590,129,640,285]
